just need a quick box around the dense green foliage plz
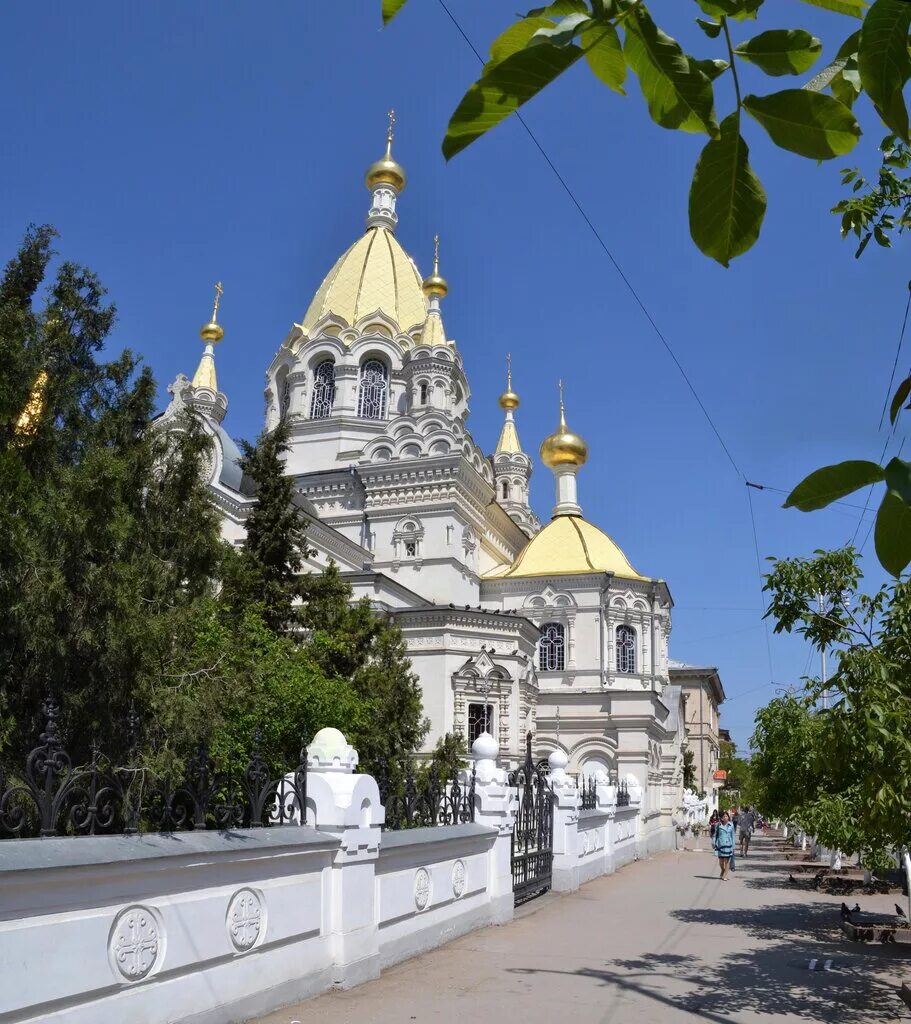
[382,0,911,265]
[717,737,756,806]
[0,228,427,779]
[751,546,911,867]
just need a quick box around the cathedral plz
[157,121,687,846]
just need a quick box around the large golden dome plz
[482,515,644,580]
[540,398,588,468]
[301,227,427,333]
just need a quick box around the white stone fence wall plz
[0,730,651,1024]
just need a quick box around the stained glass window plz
[358,359,388,420]
[616,624,637,674]
[539,622,565,671]
[310,361,335,419]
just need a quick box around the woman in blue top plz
[713,811,736,880]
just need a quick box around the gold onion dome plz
[365,110,406,192]
[499,353,520,410]
[422,234,448,299]
[199,281,224,344]
[540,383,588,468]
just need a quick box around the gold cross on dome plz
[506,352,512,389]
[387,109,396,144]
[212,281,223,322]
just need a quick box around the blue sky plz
[1,3,904,750]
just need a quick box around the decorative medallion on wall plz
[227,887,265,952]
[451,859,466,899]
[414,867,432,911]
[108,904,163,982]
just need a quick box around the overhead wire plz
[436,0,787,695]
[435,0,744,482]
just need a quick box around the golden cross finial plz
[386,109,396,148]
[506,352,512,389]
[433,233,440,273]
[212,281,223,323]
[558,379,567,427]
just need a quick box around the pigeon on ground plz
[896,903,907,919]
[852,903,861,914]
[788,874,797,884]
[840,902,851,919]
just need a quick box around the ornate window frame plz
[392,516,424,570]
[309,360,336,419]
[538,622,566,672]
[616,624,637,674]
[357,359,388,420]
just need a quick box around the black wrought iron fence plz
[579,775,597,810]
[375,758,476,830]
[0,696,307,839]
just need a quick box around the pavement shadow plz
[508,936,909,1023]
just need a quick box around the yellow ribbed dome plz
[301,227,428,333]
[482,515,645,580]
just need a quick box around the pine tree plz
[222,418,310,633]
[0,227,226,763]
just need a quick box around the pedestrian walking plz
[713,811,735,880]
[709,809,719,840]
[739,805,756,857]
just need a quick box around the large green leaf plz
[743,89,861,158]
[382,0,408,26]
[689,113,767,266]
[800,0,867,17]
[883,456,911,504]
[696,0,763,20]
[858,0,911,143]
[784,460,885,511]
[530,12,592,46]
[890,375,911,424]
[875,489,911,575]
[582,22,626,93]
[526,0,589,14]
[623,6,719,135]
[443,43,582,160]
[488,18,555,69]
[734,29,823,77]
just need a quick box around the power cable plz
[879,285,911,431]
[436,0,744,481]
[746,484,775,686]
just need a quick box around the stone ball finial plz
[548,749,569,772]
[471,731,498,761]
[307,727,359,773]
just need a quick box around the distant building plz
[669,661,726,810]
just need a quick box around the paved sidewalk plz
[254,834,911,1023]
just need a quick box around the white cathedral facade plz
[157,126,687,847]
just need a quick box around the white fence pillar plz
[468,732,515,924]
[305,727,384,989]
[548,750,581,893]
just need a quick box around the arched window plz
[616,624,637,674]
[310,360,335,419]
[538,622,565,672]
[501,480,509,500]
[419,382,429,405]
[358,359,388,420]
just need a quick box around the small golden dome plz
[498,353,519,410]
[366,111,406,192]
[540,385,588,468]
[422,233,448,298]
[499,388,520,411]
[199,320,224,343]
